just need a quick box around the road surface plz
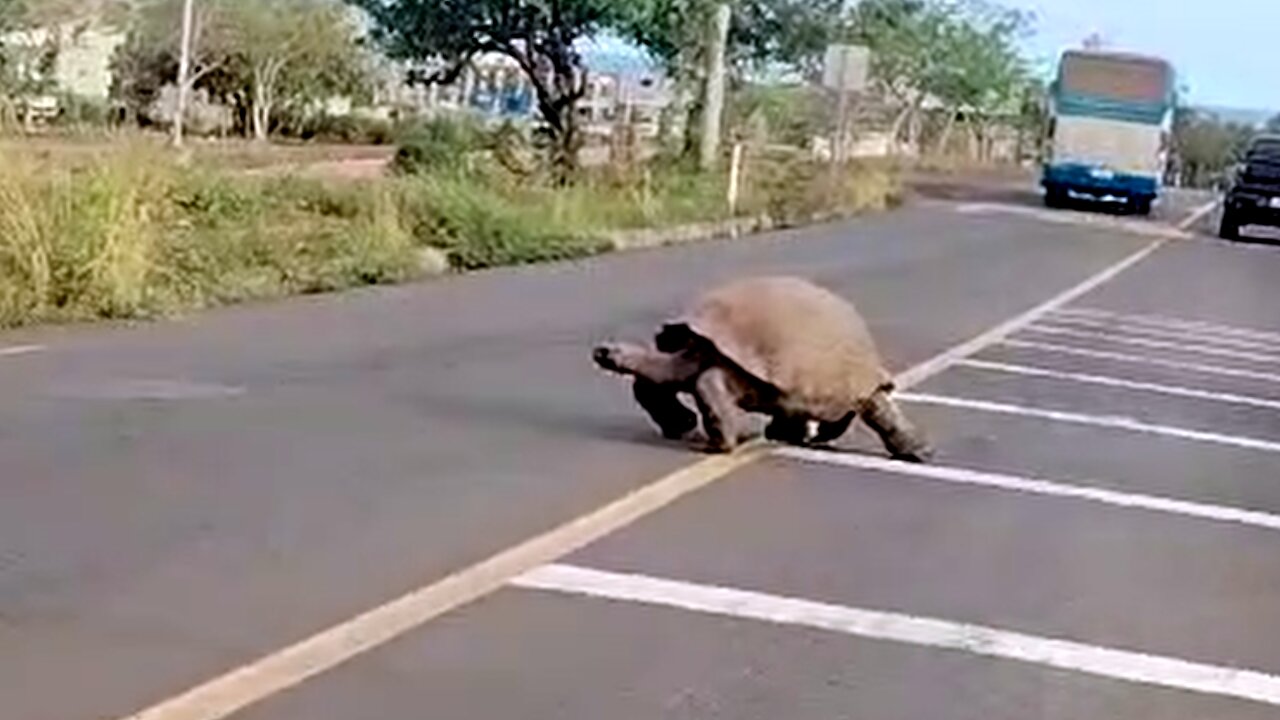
[6,189,1280,720]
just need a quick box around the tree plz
[113,0,242,129]
[619,0,839,79]
[845,0,1032,156]
[351,0,626,180]
[221,0,367,141]
[112,0,369,139]
[615,0,842,157]
[0,0,62,127]
[924,2,1031,157]
[1266,112,1280,136]
[844,0,941,147]
[1173,107,1254,188]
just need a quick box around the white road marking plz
[111,241,1169,720]
[1055,307,1280,345]
[1177,199,1220,231]
[953,359,1280,411]
[1040,313,1280,354]
[513,564,1280,708]
[894,239,1167,388]
[778,449,1280,533]
[953,203,1190,239]
[899,392,1280,454]
[0,344,44,357]
[1001,339,1280,386]
[1024,324,1280,365]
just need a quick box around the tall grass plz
[0,147,172,324]
[0,146,421,326]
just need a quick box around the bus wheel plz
[1131,197,1152,217]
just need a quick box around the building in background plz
[373,44,672,140]
[1,21,124,121]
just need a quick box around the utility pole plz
[698,3,731,172]
[173,0,195,148]
[832,53,850,165]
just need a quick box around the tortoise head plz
[655,322,698,353]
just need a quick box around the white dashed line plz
[778,449,1280,533]
[953,203,1190,239]
[1040,314,1280,354]
[0,344,44,357]
[898,392,1280,454]
[1000,340,1280,386]
[513,564,1280,708]
[894,239,1167,388]
[953,359,1280,411]
[1055,308,1280,344]
[1024,324,1280,365]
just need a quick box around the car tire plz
[1219,209,1240,240]
[1044,187,1066,209]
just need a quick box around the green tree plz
[112,0,368,139]
[1266,112,1280,135]
[844,0,942,145]
[223,0,369,141]
[350,0,626,180]
[923,1,1031,157]
[619,0,839,78]
[615,0,841,157]
[843,0,1033,157]
[1173,107,1254,188]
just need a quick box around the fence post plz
[727,141,744,216]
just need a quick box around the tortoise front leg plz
[633,378,698,440]
[861,391,934,463]
[693,367,751,453]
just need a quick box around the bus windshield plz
[1059,52,1172,104]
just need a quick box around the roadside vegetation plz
[0,121,900,328]
[0,0,1092,330]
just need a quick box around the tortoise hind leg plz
[765,411,854,447]
[764,413,810,445]
[861,392,934,463]
[811,412,856,445]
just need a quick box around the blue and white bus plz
[1042,50,1176,215]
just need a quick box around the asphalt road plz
[6,189,1280,720]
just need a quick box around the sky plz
[1008,0,1279,112]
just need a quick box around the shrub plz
[392,116,485,175]
[280,113,399,145]
[403,176,608,270]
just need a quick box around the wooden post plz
[727,141,744,215]
[173,0,195,148]
[698,3,731,172]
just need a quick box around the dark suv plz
[1220,135,1280,240]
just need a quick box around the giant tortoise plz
[592,275,933,461]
